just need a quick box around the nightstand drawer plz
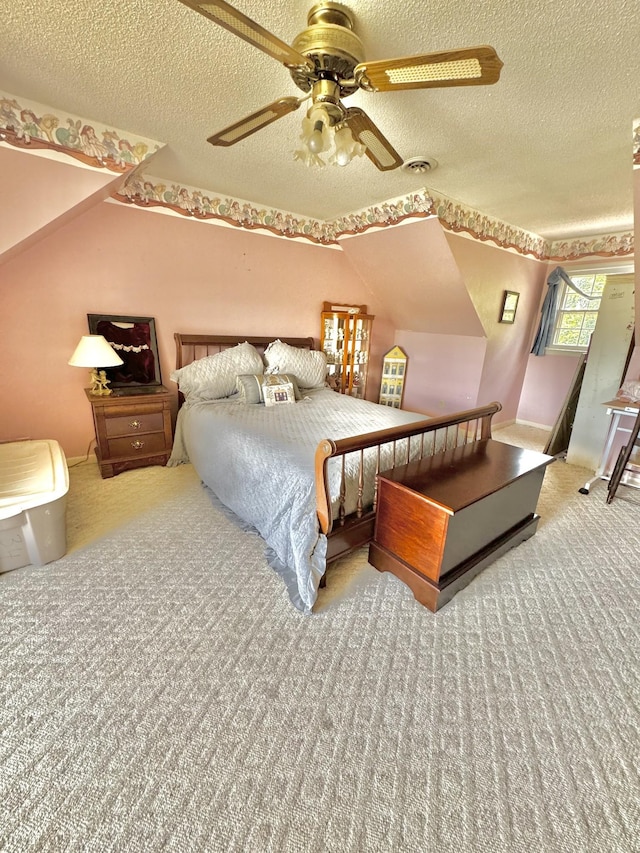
[105,412,164,437]
[107,432,168,458]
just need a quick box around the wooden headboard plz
[174,333,316,371]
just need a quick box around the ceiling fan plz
[177,0,503,170]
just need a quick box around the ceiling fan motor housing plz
[289,3,363,97]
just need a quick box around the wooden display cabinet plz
[321,301,374,398]
[379,345,408,408]
[86,386,173,478]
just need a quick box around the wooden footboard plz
[315,401,502,564]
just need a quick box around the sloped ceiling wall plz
[2,137,487,341]
[0,146,125,265]
[339,219,485,337]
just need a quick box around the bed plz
[168,333,501,614]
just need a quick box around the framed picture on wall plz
[87,314,162,390]
[499,291,520,324]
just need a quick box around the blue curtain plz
[530,266,576,356]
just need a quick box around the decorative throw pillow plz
[263,375,297,407]
[264,340,327,389]
[170,342,263,402]
[236,373,301,403]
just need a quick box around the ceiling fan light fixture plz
[294,108,362,168]
[295,110,328,165]
[308,121,325,153]
[332,124,364,166]
[306,103,332,152]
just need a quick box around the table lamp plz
[68,334,124,395]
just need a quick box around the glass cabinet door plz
[321,303,374,397]
[322,312,346,390]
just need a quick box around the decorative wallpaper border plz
[0,92,161,175]
[331,191,437,238]
[1,91,634,261]
[114,174,338,245]
[429,192,548,259]
[114,180,441,245]
[547,232,634,261]
[111,176,637,262]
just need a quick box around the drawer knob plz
[131,439,145,450]
[129,420,142,430]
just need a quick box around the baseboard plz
[494,419,552,432]
[514,419,552,431]
[67,454,98,467]
[493,418,516,429]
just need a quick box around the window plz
[550,273,605,350]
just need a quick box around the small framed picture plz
[499,291,520,324]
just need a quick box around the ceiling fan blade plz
[354,45,503,92]
[343,108,403,171]
[177,0,314,70]
[207,97,303,146]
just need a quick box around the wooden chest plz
[368,439,554,611]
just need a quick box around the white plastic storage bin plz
[0,440,69,573]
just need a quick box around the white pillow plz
[171,342,263,402]
[264,340,327,389]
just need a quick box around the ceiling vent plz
[402,156,438,174]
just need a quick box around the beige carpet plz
[1,424,639,852]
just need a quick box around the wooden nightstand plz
[85,386,173,479]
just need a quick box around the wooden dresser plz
[86,386,173,478]
[368,439,554,611]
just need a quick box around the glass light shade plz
[68,335,123,368]
[294,109,364,169]
[306,104,331,153]
[333,125,357,166]
[308,122,325,154]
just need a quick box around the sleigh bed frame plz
[173,332,502,567]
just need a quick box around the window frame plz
[545,272,605,355]
[544,264,634,356]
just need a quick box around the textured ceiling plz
[2,0,639,240]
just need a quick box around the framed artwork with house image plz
[499,290,520,324]
[87,314,162,390]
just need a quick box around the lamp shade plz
[68,335,124,368]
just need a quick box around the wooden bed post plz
[315,439,336,535]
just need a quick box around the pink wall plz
[517,256,637,428]
[445,234,549,422]
[394,331,487,415]
[338,222,552,423]
[0,202,371,457]
[517,353,582,426]
[338,219,493,417]
[340,219,485,336]
[0,146,125,264]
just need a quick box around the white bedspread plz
[168,390,426,613]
